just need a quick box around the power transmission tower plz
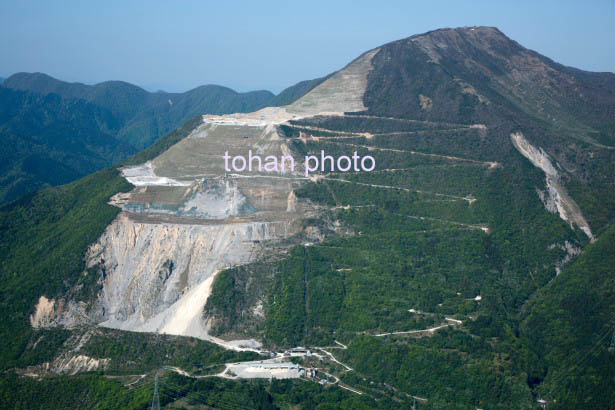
[609,320,615,352]
[151,373,160,410]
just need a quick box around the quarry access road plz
[374,317,463,337]
[323,141,500,168]
[322,176,477,203]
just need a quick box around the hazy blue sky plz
[1,1,613,93]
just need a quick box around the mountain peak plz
[409,26,509,42]
[4,72,69,92]
[405,26,522,63]
[415,25,503,38]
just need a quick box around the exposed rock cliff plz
[511,132,593,240]
[92,216,288,339]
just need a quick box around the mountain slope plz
[1,27,615,409]
[0,116,202,370]
[0,86,134,204]
[117,84,275,148]
[363,27,615,135]
[521,223,615,409]
[267,75,331,107]
[204,27,615,408]
[359,26,615,231]
[3,73,152,124]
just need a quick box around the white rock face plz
[123,179,254,219]
[121,162,191,186]
[30,296,56,328]
[18,330,111,377]
[19,354,110,377]
[511,132,558,177]
[200,48,380,127]
[54,354,110,375]
[511,132,593,240]
[549,240,582,275]
[88,215,288,340]
[180,180,252,218]
[287,48,380,115]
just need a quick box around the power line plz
[133,363,261,410]
[543,327,612,404]
[151,373,160,410]
[609,318,615,352]
[133,377,247,410]
[156,376,255,410]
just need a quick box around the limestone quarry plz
[30,47,381,352]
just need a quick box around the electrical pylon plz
[609,321,615,352]
[151,373,160,410]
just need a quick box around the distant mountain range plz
[3,73,277,148]
[0,85,137,204]
[0,73,318,204]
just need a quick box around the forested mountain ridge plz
[3,72,276,149]
[360,26,615,231]
[0,86,134,204]
[1,26,614,409]
[0,74,276,204]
